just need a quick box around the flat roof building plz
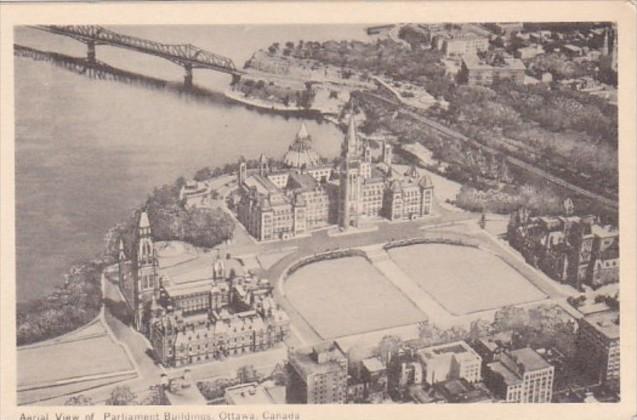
[287,341,348,404]
[576,309,620,385]
[225,382,276,405]
[485,347,554,403]
[417,341,482,385]
[460,54,526,86]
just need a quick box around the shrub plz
[17,261,103,345]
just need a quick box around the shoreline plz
[223,88,324,118]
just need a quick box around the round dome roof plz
[283,123,321,168]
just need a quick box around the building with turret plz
[507,205,619,289]
[236,117,435,240]
[117,211,160,331]
[117,213,290,367]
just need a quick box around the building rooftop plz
[509,347,552,371]
[487,347,551,386]
[160,255,244,287]
[287,172,319,192]
[160,255,215,286]
[361,357,385,373]
[244,174,280,195]
[487,360,522,386]
[225,383,274,405]
[264,384,286,404]
[582,310,620,340]
[437,379,492,403]
[164,281,215,297]
[290,342,346,379]
[419,341,480,361]
[440,378,469,396]
[463,55,526,71]
[283,124,321,169]
[591,224,618,239]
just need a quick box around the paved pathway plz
[41,170,585,404]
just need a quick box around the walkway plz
[362,244,455,327]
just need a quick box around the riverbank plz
[223,88,314,114]
[16,163,244,345]
[17,260,105,346]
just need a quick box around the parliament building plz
[117,212,290,367]
[236,116,435,241]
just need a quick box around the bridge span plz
[32,25,244,87]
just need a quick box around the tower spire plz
[297,122,310,140]
[344,114,358,157]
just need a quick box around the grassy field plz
[388,244,546,315]
[285,256,427,339]
[18,332,134,388]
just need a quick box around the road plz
[47,163,583,404]
[358,91,618,211]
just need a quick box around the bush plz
[65,394,93,406]
[106,386,137,406]
[17,261,103,345]
[455,184,564,214]
[140,179,235,249]
[194,167,212,182]
[197,377,239,400]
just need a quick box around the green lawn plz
[388,244,546,315]
[18,332,134,388]
[285,256,427,339]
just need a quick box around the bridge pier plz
[184,64,193,88]
[231,73,242,85]
[87,41,96,63]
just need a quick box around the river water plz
[14,25,370,302]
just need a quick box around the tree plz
[468,318,492,339]
[16,261,103,345]
[492,305,530,332]
[142,384,168,405]
[65,394,93,406]
[270,363,288,386]
[375,335,403,365]
[194,167,212,182]
[479,212,487,229]
[106,386,137,406]
[237,364,262,384]
[184,208,235,248]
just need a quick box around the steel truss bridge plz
[32,25,243,86]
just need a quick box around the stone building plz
[117,211,160,332]
[575,309,620,387]
[118,212,289,367]
[459,54,526,86]
[507,207,619,289]
[436,34,490,57]
[417,341,482,385]
[236,118,434,241]
[287,342,349,404]
[484,347,554,403]
[347,356,389,403]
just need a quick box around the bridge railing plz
[43,25,237,72]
